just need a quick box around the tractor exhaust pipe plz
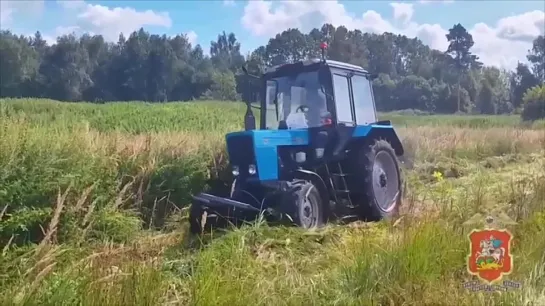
[244,102,255,131]
[241,65,258,131]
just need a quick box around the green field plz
[1,98,544,305]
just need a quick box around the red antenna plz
[320,42,328,61]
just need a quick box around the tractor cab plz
[263,62,330,131]
[259,57,378,132]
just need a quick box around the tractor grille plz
[227,134,255,169]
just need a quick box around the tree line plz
[0,23,544,119]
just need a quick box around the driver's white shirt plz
[285,112,308,129]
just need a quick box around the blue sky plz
[1,0,544,69]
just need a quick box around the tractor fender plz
[294,169,331,220]
[367,126,404,156]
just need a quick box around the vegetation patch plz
[1,99,544,305]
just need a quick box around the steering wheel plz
[295,105,309,113]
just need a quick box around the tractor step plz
[340,214,359,222]
[192,193,261,212]
[326,162,355,208]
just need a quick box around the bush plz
[521,84,545,121]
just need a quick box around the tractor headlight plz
[248,164,257,175]
[232,165,240,176]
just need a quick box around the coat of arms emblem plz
[467,227,513,283]
[462,212,521,291]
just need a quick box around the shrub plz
[521,84,545,121]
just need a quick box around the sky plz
[1,0,544,70]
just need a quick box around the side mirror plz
[368,73,378,80]
[241,65,260,79]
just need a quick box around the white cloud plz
[57,0,86,10]
[185,30,198,45]
[241,1,444,50]
[495,10,545,42]
[241,0,544,70]
[470,11,544,69]
[31,25,83,46]
[57,0,172,42]
[223,0,236,7]
[55,26,82,36]
[7,0,195,48]
[0,0,45,28]
[390,3,414,25]
[419,0,455,4]
[241,1,396,37]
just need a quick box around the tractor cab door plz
[327,67,378,158]
[305,66,337,162]
[328,68,358,158]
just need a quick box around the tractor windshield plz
[265,70,328,130]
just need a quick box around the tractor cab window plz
[351,74,377,125]
[332,73,353,123]
[265,70,328,130]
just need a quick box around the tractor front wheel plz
[292,182,325,229]
[354,139,403,221]
[188,203,206,234]
[188,199,236,235]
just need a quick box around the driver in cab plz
[282,77,329,130]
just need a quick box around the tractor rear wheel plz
[353,139,403,221]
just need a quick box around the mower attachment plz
[191,193,261,212]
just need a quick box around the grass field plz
[1,98,544,306]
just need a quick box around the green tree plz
[0,31,39,97]
[0,22,517,113]
[204,70,238,101]
[477,79,496,114]
[210,31,245,73]
[266,28,313,66]
[493,69,513,114]
[510,63,539,110]
[372,74,398,111]
[394,75,433,111]
[39,34,92,101]
[527,35,545,82]
[445,23,482,112]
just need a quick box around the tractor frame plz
[189,44,405,234]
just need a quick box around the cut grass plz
[0,98,544,305]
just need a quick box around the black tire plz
[189,178,258,235]
[353,139,403,221]
[188,179,237,235]
[188,203,235,235]
[189,202,205,234]
[291,182,325,229]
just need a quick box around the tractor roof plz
[264,58,368,75]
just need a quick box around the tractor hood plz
[225,129,310,181]
[225,124,391,181]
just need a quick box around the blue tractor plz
[189,44,405,234]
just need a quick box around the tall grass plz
[1,98,544,305]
